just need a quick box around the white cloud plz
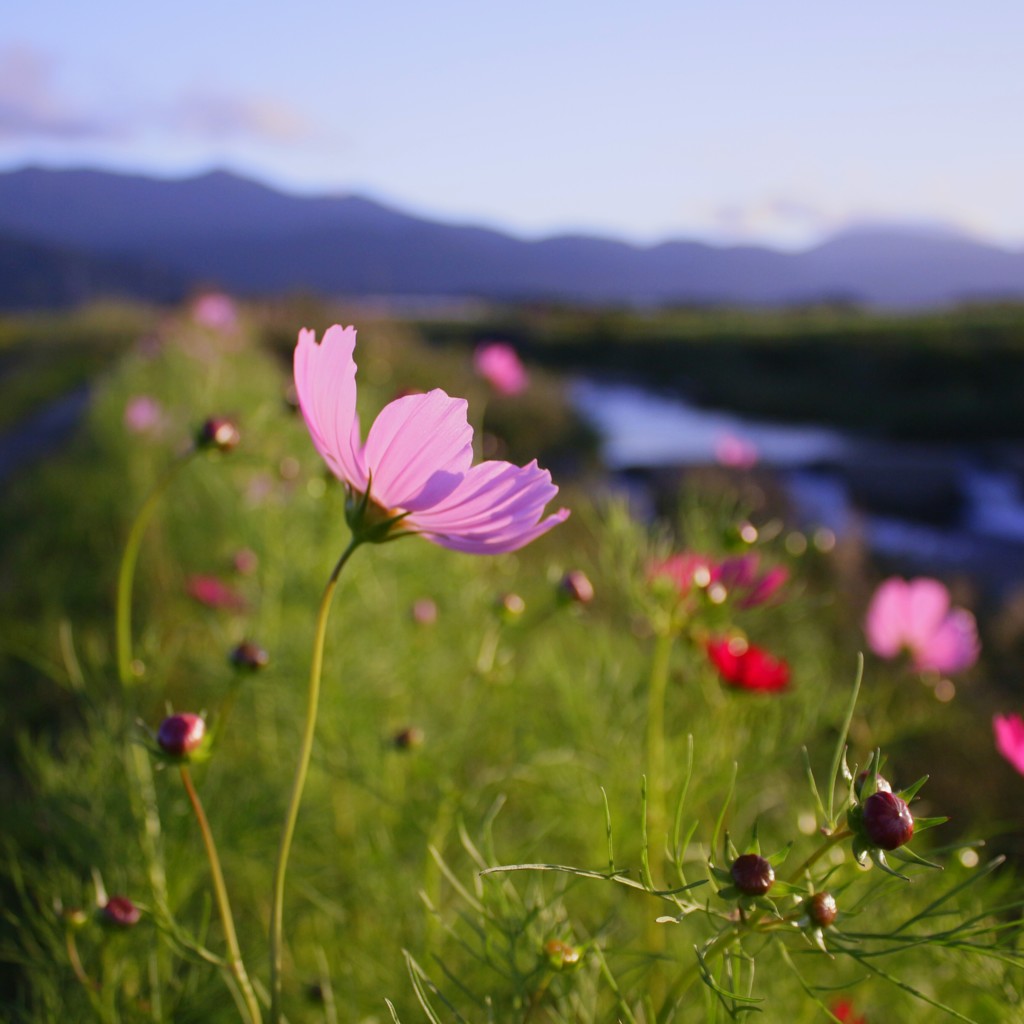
[0,45,311,147]
[0,45,118,140]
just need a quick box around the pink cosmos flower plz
[294,325,568,553]
[864,577,979,674]
[993,714,1024,775]
[648,551,787,609]
[473,341,529,396]
[192,292,239,333]
[124,395,163,434]
[714,431,758,469]
[187,574,248,611]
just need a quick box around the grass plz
[0,300,1022,1022]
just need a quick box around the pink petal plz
[407,459,569,553]
[994,714,1024,775]
[864,577,912,658]
[913,608,979,673]
[363,390,474,511]
[294,326,368,490]
[901,578,953,657]
[474,342,528,396]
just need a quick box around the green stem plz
[785,829,853,883]
[269,538,361,1023]
[180,766,262,1023]
[116,450,196,688]
[644,629,675,871]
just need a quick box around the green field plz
[1,300,1022,1022]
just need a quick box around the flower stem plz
[180,765,262,1024]
[645,628,675,873]
[269,538,361,1023]
[785,828,853,883]
[115,450,195,688]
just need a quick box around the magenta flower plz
[473,341,529,396]
[864,577,979,674]
[187,574,248,611]
[714,431,758,469]
[648,551,787,609]
[994,714,1024,775]
[192,292,239,333]
[294,325,568,553]
[124,395,163,435]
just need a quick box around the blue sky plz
[3,1,1022,248]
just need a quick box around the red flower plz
[830,999,866,1024]
[706,637,790,692]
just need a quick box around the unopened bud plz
[101,895,141,928]
[197,417,240,452]
[860,791,914,850]
[807,891,837,927]
[392,726,425,751]
[229,641,269,671]
[497,593,526,621]
[543,938,582,971]
[730,853,775,896]
[558,570,594,605]
[157,713,206,758]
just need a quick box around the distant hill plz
[0,230,188,310]
[1,166,1023,310]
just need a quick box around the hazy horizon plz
[3,2,1021,250]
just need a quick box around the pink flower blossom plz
[124,395,163,434]
[192,292,239,333]
[994,714,1024,775]
[473,341,529,396]
[648,551,787,609]
[864,577,979,674]
[714,431,758,469]
[294,325,568,553]
[187,574,247,611]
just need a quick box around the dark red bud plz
[861,791,914,850]
[197,417,240,452]
[229,641,269,671]
[157,713,206,758]
[392,726,425,750]
[558,570,595,605]
[730,853,775,896]
[101,895,141,928]
[808,891,837,927]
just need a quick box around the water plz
[571,378,1024,596]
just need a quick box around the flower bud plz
[543,938,582,971]
[101,895,141,928]
[63,907,89,930]
[392,726,425,751]
[197,417,240,452]
[229,641,269,671]
[496,592,526,621]
[730,853,775,896]
[558,570,594,606]
[807,891,837,927]
[860,791,914,850]
[157,713,206,758]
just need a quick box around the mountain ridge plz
[1,165,1022,310]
